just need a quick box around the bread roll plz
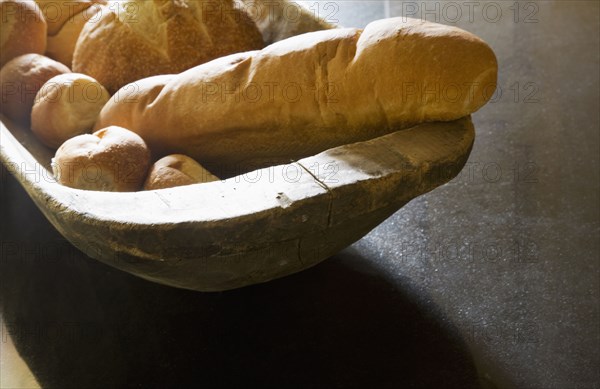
[95,17,497,176]
[0,54,70,126]
[143,154,220,190]
[52,126,150,191]
[31,73,110,148]
[0,0,47,67]
[34,0,102,35]
[45,3,103,67]
[72,0,264,94]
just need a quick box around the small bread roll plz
[45,4,103,67]
[143,154,220,190]
[52,126,151,191]
[31,73,110,148]
[0,0,47,67]
[0,54,70,126]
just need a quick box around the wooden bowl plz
[0,115,474,291]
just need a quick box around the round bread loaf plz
[143,154,220,190]
[72,0,264,94]
[52,126,150,191]
[45,3,103,67]
[0,0,47,67]
[31,72,110,148]
[0,53,70,126]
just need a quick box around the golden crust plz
[72,0,264,94]
[35,0,105,35]
[95,17,498,175]
[0,53,70,126]
[31,72,110,148]
[0,0,47,67]
[45,2,104,67]
[143,154,219,190]
[234,0,335,44]
[52,125,151,191]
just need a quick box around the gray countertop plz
[1,1,598,388]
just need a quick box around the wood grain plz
[0,115,474,291]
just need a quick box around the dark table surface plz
[1,1,599,388]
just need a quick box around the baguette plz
[95,17,497,176]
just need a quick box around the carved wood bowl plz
[1,115,474,291]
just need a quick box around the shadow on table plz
[1,174,481,388]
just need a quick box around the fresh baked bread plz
[0,0,47,67]
[235,0,335,44]
[95,17,497,175]
[52,126,150,191]
[39,0,105,67]
[72,0,264,94]
[31,72,110,148]
[34,0,103,35]
[143,154,220,190]
[0,53,70,126]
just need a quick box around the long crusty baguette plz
[95,17,497,175]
